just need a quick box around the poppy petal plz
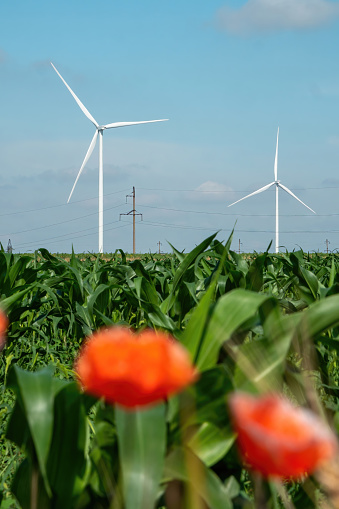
[229,392,337,479]
[75,327,198,408]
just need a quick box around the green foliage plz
[115,404,166,509]
[2,238,339,507]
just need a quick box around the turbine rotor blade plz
[67,130,98,203]
[228,182,275,207]
[274,127,279,181]
[278,183,316,214]
[103,119,168,129]
[51,62,99,128]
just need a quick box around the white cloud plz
[187,181,234,202]
[215,0,339,35]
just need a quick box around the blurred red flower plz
[229,392,337,479]
[75,326,198,408]
[0,310,8,351]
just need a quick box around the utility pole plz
[6,239,12,254]
[157,241,162,254]
[325,239,330,254]
[119,186,142,254]
[238,239,242,254]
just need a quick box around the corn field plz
[2,232,339,508]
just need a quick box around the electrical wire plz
[5,184,339,252]
[8,204,339,250]
[13,217,339,252]
[138,185,339,193]
[0,184,336,218]
[15,222,131,251]
[138,219,339,235]
[138,204,337,217]
[0,203,125,237]
[0,187,130,218]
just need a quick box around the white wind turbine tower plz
[228,128,316,253]
[51,63,168,254]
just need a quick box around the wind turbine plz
[51,63,168,253]
[228,128,316,253]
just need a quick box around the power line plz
[7,199,339,245]
[15,222,131,251]
[140,220,215,231]
[15,222,119,249]
[1,203,125,237]
[0,184,336,219]
[138,203,339,218]
[5,183,339,253]
[0,187,130,218]
[138,219,339,235]
[14,219,126,249]
[13,215,339,251]
[4,197,337,242]
[138,185,339,193]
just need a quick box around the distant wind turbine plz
[51,63,168,253]
[228,128,316,253]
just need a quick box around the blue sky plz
[1,0,339,254]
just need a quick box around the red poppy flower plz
[0,310,8,351]
[229,392,337,479]
[75,326,198,408]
